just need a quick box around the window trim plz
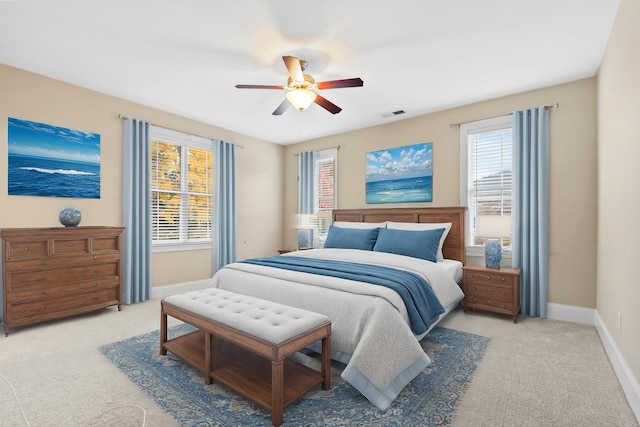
[150,126,213,252]
[459,115,512,251]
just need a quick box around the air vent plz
[381,110,406,118]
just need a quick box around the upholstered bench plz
[160,288,331,427]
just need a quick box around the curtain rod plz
[118,114,244,149]
[293,145,341,156]
[449,103,559,128]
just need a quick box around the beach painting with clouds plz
[366,142,433,204]
[8,117,100,198]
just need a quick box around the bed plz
[208,207,466,410]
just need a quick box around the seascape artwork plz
[8,117,100,198]
[366,142,433,204]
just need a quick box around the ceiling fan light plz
[286,89,317,111]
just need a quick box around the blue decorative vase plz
[484,239,502,268]
[59,208,82,227]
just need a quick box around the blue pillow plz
[373,227,445,262]
[323,225,379,250]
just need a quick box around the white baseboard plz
[546,302,596,325]
[595,311,640,423]
[150,279,210,300]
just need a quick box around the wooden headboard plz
[332,207,467,265]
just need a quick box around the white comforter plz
[208,248,464,410]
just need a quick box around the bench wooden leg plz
[271,359,284,427]
[160,309,168,356]
[204,332,213,385]
[322,336,331,390]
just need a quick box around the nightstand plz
[462,265,521,323]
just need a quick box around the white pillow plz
[333,221,386,229]
[386,221,452,262]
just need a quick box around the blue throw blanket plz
[240,256,444,335]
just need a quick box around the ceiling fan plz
[235,55,364,115]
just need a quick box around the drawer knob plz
[472,298,477,302]
[43,260,48,265]
[486,276,491,280]
[69,243,75,247]
[487,300,491,304]
[501,278,505,282]
[43,290,47,294]
[24,247,29,251]
[486,287,491,291]
[21,278,27,282]
[502,304,507,308]
[502,290,506,295]
[471,286,477,291]
[93,256,98,260]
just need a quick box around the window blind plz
[468,127,512,245]
[151,137,212,244]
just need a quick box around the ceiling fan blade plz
[235,84,285,89]
[272,99,290,116]
[316,78,364,90]
[283,56,304,82]
[314,95,342,114]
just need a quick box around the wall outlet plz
[618,312,622,332]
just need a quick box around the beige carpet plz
[0,300,637,426]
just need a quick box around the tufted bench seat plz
[160,287,331,427]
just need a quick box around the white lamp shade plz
[476,215,511,238]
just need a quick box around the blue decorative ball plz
[59,208,82,227]
[484,239,502,268]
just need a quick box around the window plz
[307,148,337,246]
[460,116,512,249]
[150,126,213,251]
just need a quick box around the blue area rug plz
[100,324,489,426]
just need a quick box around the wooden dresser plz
[1,226,124,336]
[462,265,521,323]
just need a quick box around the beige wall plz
[284,78,598,309]
[0,64,284,288]
[597,0,640,386]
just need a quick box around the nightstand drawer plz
[466,297,513,312]
[466,284,513,300]
[466,271,516,286]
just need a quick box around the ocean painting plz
[366,142,433,204]
[8,117,100,198]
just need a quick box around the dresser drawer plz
[52,238,89,256]
[4,253,121,271]
[8,279,120,303]
[93,236,120,252]
[7,287,119,323]
[7,262,119,290]
[4,239,48,260]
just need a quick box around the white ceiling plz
[0,0,619,145]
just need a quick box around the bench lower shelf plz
[163,329,325,411]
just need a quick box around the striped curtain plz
[512,107,549,317]
[122,118,152,304]
[212,140,237,273]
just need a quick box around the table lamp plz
[476,215,511,268]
